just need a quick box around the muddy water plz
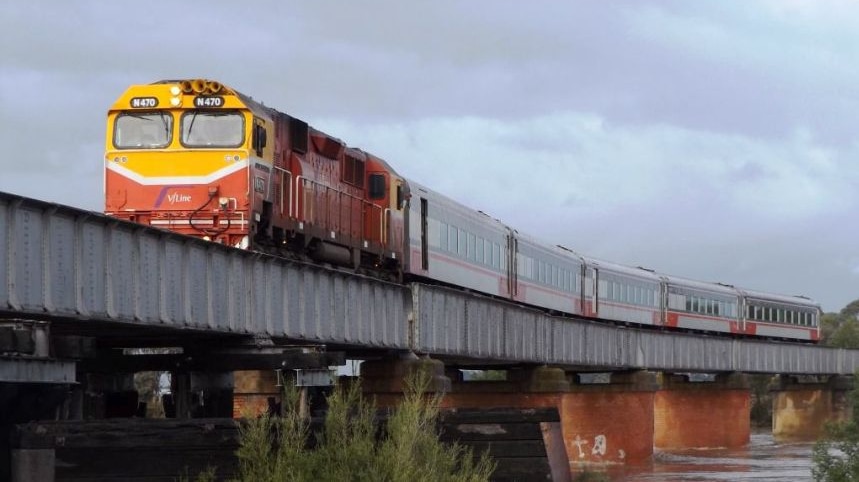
[607,432,814,481]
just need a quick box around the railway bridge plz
[1,190,855,479]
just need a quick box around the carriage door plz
[585,266,598,317]
[420,198,428,270]
[506,233,518,299]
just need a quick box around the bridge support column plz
[233,370,282,418]
[82,373,138,418]
[0,383,68,482]
[442,368,658,470]
[360,356,451,405]
[170,371,234,418]
[11,449,55,482]
[563,371,658,467]
[771,375,853,442]
[654,372,750,449]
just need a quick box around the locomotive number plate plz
[194,96,224,108]
[130,97,158,108]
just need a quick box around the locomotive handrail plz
[273,166,293,217]
[294,175,304,221]
[293,176,386,245]
[382,208,391,249]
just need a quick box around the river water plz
[607,432,815,481]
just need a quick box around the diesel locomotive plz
[105,79,821,342]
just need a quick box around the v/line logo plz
[154,185,196,208]
[166,193,192,204]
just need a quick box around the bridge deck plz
[1,191,856,376]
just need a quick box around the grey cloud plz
[1,0,858,311]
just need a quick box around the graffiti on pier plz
[592,434,607,455]
[571,434,625,460]
[572,435,589,458]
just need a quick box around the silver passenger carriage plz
[660,275,741,334]
[404,180,512,298]
[739,288,820,341]
[581,257,663,326]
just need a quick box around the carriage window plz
[181,111,244,147]
[114,112,172,148]
[467,233,476,260]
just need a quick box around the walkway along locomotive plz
[104,79,821,342]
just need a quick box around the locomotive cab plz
[105,79,272,248]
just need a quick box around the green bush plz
[812,374,859,481]
[231,369,495,482]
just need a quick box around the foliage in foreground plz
[821,299,859,348]
[749,374,774,428]
[231,369,495,482]
[572,470,610,482]
[812,372,859,481]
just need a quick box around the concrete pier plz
[437,369,659,469]
[654,372,750,449]
[771,375,853,442]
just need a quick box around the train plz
[104,79,821,342]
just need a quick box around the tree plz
[830,320,859,349]
[842,300,859,321]
[822,299,859,349]
[231,369,495,482]
[812,373,859,481]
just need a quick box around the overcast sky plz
[1,1,857,312]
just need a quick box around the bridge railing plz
[410,283,856,374]
[0,192,409,349]
[1,190,857,375]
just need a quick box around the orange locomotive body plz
[105,79,406,270]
